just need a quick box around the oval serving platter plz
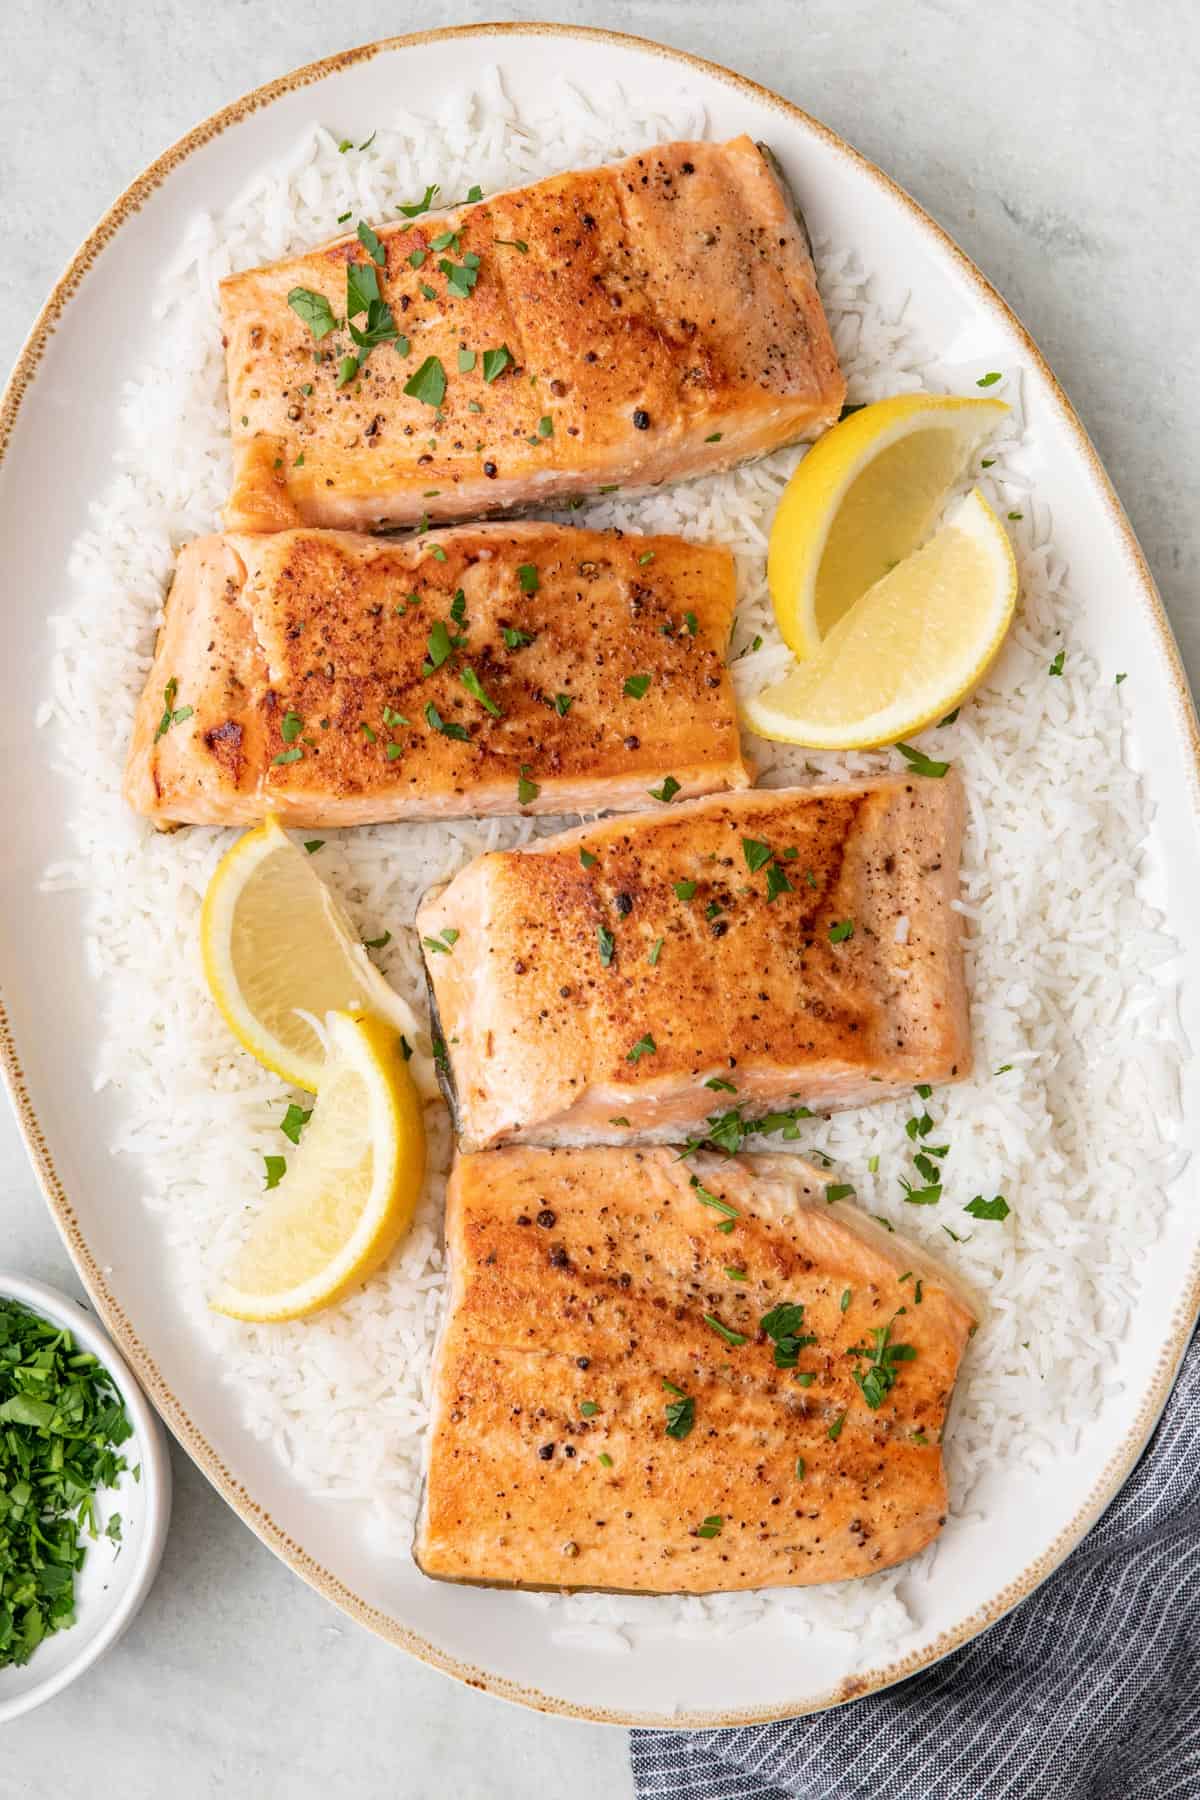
[0,24,1198,1727]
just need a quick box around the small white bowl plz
[0,1274,172,1723]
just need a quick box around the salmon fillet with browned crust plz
[417,778,971,1151]
[219,136,844,533]
[123,523,750,826]
[414,1147,976,1594]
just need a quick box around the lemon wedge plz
[211,1011,424,1322]
[742,488,1017,749]
[200,816,430,1094]
[769,393,1009,656]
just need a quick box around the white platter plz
[1,25,1197,1727]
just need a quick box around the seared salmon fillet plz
[417,778,970,1151]
[123,523,749,827]
[415,1147,975,1594]
[220,136,844,533]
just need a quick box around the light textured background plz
[1,3,1196,1795]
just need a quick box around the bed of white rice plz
[40,72,1185,1655]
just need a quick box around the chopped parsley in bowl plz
[0,1275,171,1722]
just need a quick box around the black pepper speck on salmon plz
[219,136,844,533]
[414,1147,975,1595]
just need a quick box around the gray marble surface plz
[1,2,1196,1794]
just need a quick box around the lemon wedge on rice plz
[742,488,1017,749]
[201,815,430,1094]
[768,392,1009,657]
[211,1010,424,1322]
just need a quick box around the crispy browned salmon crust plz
[220,136,844,533]
[123,524,750,826]
[415,1147,975,1594]
[417,778,971,1150]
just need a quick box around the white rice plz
[41,73,1184,1658]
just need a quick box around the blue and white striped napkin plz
[631,1328,1200,1800]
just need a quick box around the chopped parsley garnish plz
[280,1103,312,1145]
[440,256,480,299]
[1048,649,1065,676]
[706,1077,737,1093]
[939,708,960,727]
[597,925,615,968]
[408,248,427,268]
[0,1298,135,1669]
[263,1154,287,1189]
[825,1182,855,1204]
[398,184,439,218]
[457,348,476,372]
[424,701,470,741]
[899,1177,942,1206]
[538,415,553,437]
[695,1515,723,1539]
[725,1267,748,1282]
[422,931,457,956]
[765,862,793,904]
[965,1194,1011,1221]
[648,937,664,966]
[494,237,528,252]
[356,220,386,266]
[673,879,698,901]
[895,741,950,778]
[280,710,303,744]
[760,1301,817,1370]
[363,932,392,950]
[423,620,457,673]
[554,693,573,716]
[704,432,723,443]
[598,1452,613,1468]
[828,1410,847,1441]
[649,775,681,803]
[502,626,535,649]
[382,705,409,728]
[517,766,540,805]
[304,840,324,854]
[482,344,512,383]
[335,354,359,387]
[662,1381,695,1441]
[626,1033,657,1063]
[404,356,447,408]
[517,563,540,594]
[742,839,772,873]
[579,848,598,869]
[828,919,854,943]
[703,1314,747,1348]
[460,667,503,717]
[1115,671,1127,685]
[580,1401,598,1418]
[154,676,193,740]
[624,674,651,699]
[689,1177,739,1230]
[287,286,337,340]
[848,1319,917,1409]
[976,371,1002,387]
[272,746,303,765]
[360,722,378,744]
[840,1288,852,1313]
[795,1457,806,1481]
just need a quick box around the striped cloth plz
[631,1328,1200,1800]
